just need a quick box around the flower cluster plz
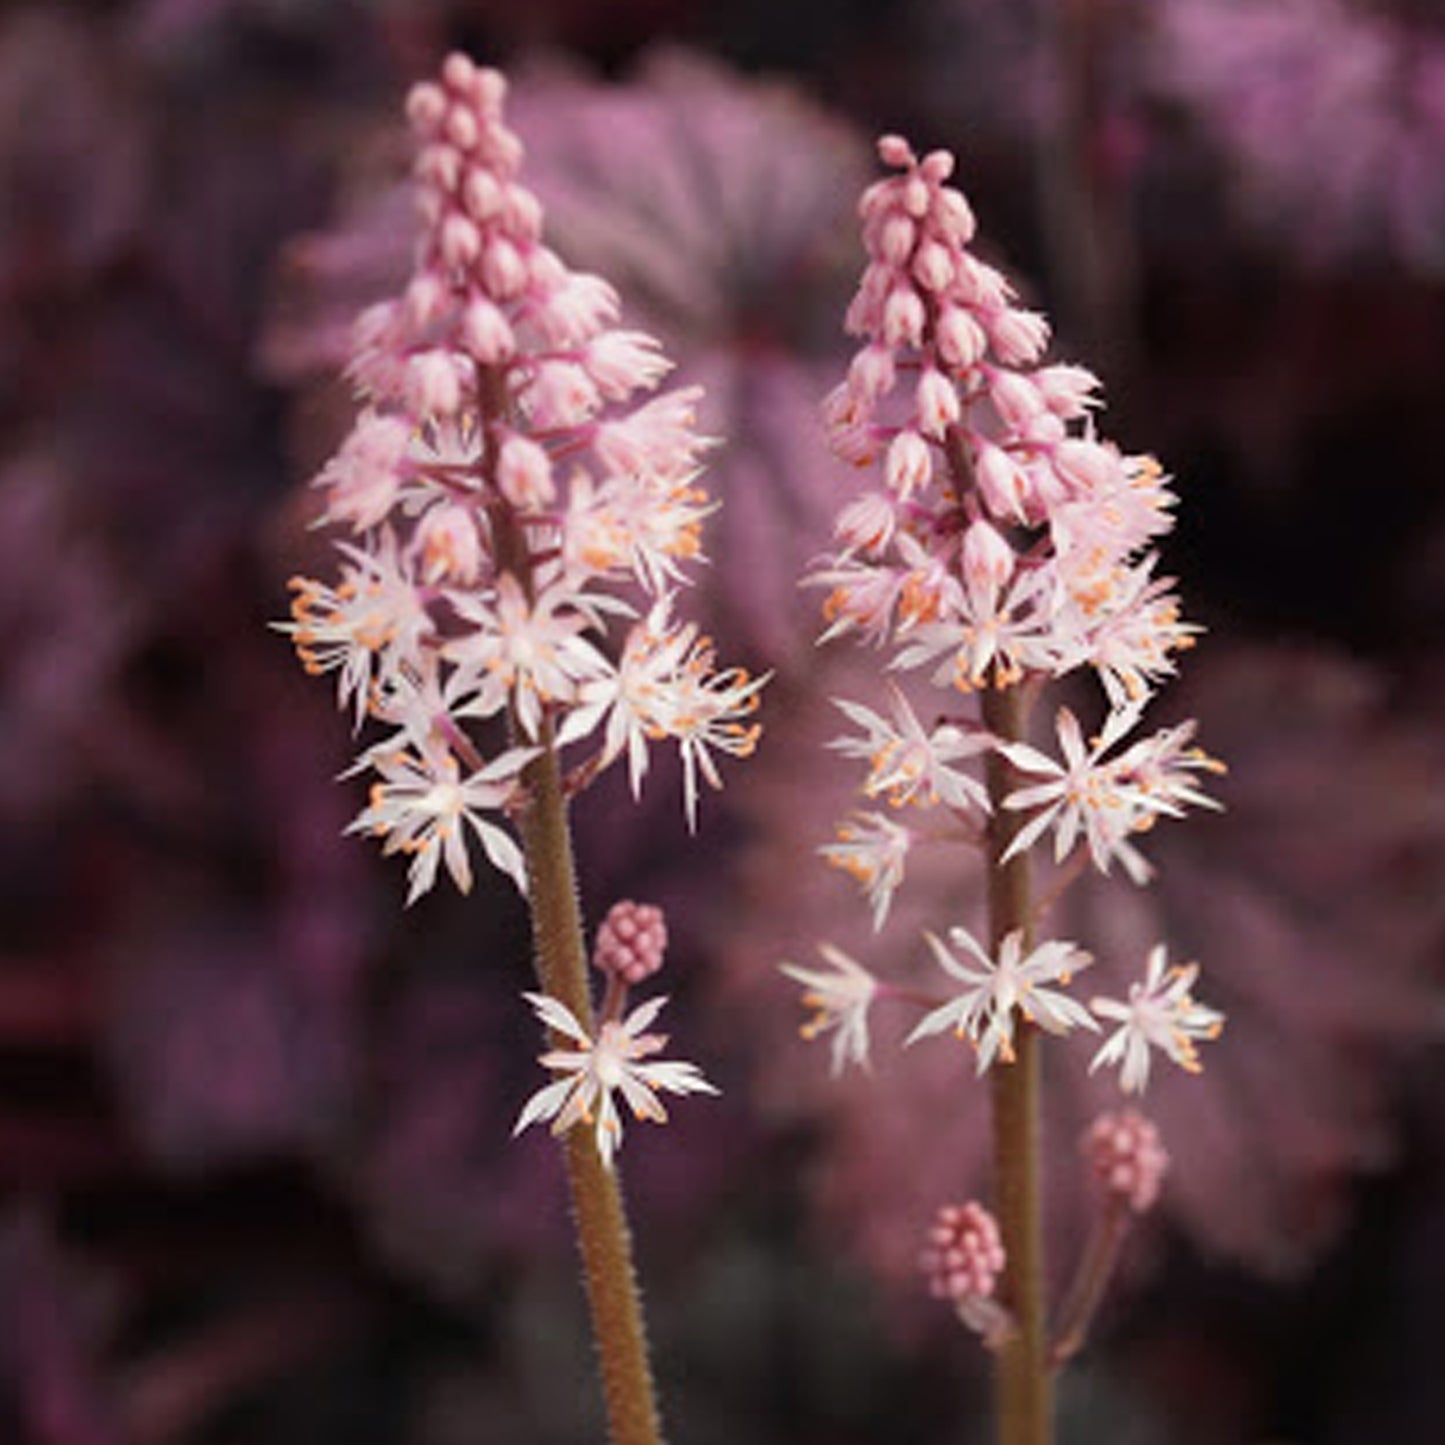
[791,133,1222,1099]
[919,1200,1014,1346]
[920,1200,1005,1303]
[1082,1109,1170,1214]
[816,136,1191,708]
[281,53,765,902]
[593,899,668,986]
[515,901,714,1168]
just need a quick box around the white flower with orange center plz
[348,739,535,902]
[780,943,880,1076]
[514,992,718,1169]
[1089,944,1224,1094]
[908,926,1097,1074]
[829,684,990,814]
[819,810,913,931]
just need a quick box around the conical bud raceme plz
[797,136,1222,1091]
[280,53,767,906]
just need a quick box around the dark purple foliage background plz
[1,1,1443,1442]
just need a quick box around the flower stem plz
[1050,1200,1129,1369]
[981,684,1052,1445]
[515,726,665,1445]
[478,353,662,1444]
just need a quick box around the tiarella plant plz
[786,134,1224,1445]
[282,52,763,1445]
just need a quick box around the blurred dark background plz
[2,0,1444,1441]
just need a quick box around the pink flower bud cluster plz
[593,900,668,986]
[1082,1109,1169,1214]
[282,54,765,903]
[919,1200,1006,1303]
[817,133,1193,707]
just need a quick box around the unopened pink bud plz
[935,187,977,244]
[988,370,1045,430]
[912,239,954,294]
[503,183,544,240]
[1035,363,1101,417]
[834,491,898,555]
[990,308,1050,366]
[974,441,1031,521]
[497,435,555,509]
[406,350,463,417]
[961,518,1015,592]
[1053,438,1122,495]
[934,305,987,370]
[847,344,895,403]
[444,102,479,152]
[405,82,447,139]
[414,502,483,583]
[442,52,476,95]
[461,167,503,221]
[594,900,668,985]
[920,149,955,183]
[415,143,462,194]
[440,213,482,268]
[1083,1110,1169,1214]
[877,134,915,168]
[480,235,527,299]
[884,429,932,499]
[878,214,916,266]
[460,297,515,363]
[525,252,564,298]
[473,66,507,112]
[915,367,960,438]
[920,1201,1005,1304]
[882,287,926,349]
[404,273,447,331]
[478,123,524,177]
[902,173,930,218]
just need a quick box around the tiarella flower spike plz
[282,52,765,902]
[796,129,1222,1055]
[786,129,1225,1425]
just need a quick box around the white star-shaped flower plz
[781,943,880,1075]
[908,926,1096,1073]
[513,993,718,1168]
[1090,943,1224,1094]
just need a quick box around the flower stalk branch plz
[1049,1202,1128,1370]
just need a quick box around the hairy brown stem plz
[479,358,664,1445]
[515,734,664,1445]
[982,684,1052,1445]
